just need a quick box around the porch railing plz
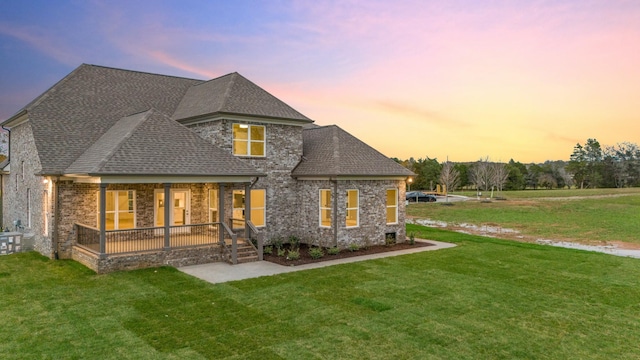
[75,222,221,255]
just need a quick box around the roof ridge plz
[88,109,153,172]
[83,63,204,81]
[219,72,237,112]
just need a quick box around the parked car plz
[406,191,437,202]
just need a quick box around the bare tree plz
[469,157,492,197]
[439,160,460,202]
[490,162,509,196]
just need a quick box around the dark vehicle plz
[406,191,437,202]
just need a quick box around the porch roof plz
[64,109,264,179]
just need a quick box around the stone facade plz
[1,121,53,256]
[296,179,407,248]
[189,120,304,241]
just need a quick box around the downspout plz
[52,176,60,259]
[1,126,10,231]
[332,178,338,247]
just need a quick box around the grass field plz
[3,227,640,359]
[409,188,640,244]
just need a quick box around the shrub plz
[349,243,360,252]
[263,246,273,255]
[271,237,284,250]
[288,235,300,250]
[277,248,286,257]
[309,247,324,259]
[328,247,340,255]
[408,232,416,245]
[286,249,300,260]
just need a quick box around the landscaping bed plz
[263,241,432,266]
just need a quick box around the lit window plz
[319,189,332,228]
[386,189,398,224]
[346,189,359,228]
[209,189,218,223]
[232,189,266,228]
[98,190,135,230]
[233,124,265,157]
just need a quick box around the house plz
[1,64,414,273]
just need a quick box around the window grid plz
[319,189,332,228]
[233,124,265,157]
[386,189,398,224]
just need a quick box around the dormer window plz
[233,123,265,157]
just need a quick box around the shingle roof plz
[172,72,311,122]
[66,109,263,176]
[5,64,204,174]
[292,125,414,177]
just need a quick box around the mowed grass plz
[452,187,640,199]
[3,227,640,359]
[410,189,640,243]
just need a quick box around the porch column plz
[164,183,171,250]
[244,182,251,239]
[218,183,225,245]
[99,183,107,258]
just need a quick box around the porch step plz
[227,240,259,264]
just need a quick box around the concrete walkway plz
[179,239,456,284]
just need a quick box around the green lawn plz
[410,189,640,244]
[3,227,640,359]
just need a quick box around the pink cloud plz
[0,22,80,65]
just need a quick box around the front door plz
[155,189,191,230]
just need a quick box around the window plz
[209,189,218,223]
[232,189,266,228]
[98,190,135,230]
[386,189,398,224]
[233,123,265,156]
[346,189,359,228]
[319,189,332,228]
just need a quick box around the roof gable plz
[9,64,203,174]
[292,125,414,177]
[66,109,263,177]
[172,72,311,122]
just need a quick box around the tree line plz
[394,138,640,192]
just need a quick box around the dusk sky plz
[1,0,639,163]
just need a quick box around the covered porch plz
[62,179,264,274]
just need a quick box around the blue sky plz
[2,0,640,162]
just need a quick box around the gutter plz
[52,176,60,259]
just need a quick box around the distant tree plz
[454,163,470,189]
[505,159,526,190]
[439,160,460,202]
[411,157,442,190]
[469,157,492,194]
[526,163,543,189]
[490,162,509,195]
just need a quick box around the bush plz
[264,246,273,255]
[277,248,286,257]
[408,232,415,245]
[349,243,360,252]
[287,249,300,260]
[327,247,340,255]
[271,237,284,250]
[309,247,324,259]
[288,235,300,250]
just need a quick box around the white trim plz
[154,189,191,227]
[97,190,136,230]
[386,188,399,225]
[319,189,332,228]
[345,189,359,228]
[232,123,265,157]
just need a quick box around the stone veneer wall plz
[2,121,52,256]
[296,179,407,248]
[188,120,304,241]
[72,245,226,274]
